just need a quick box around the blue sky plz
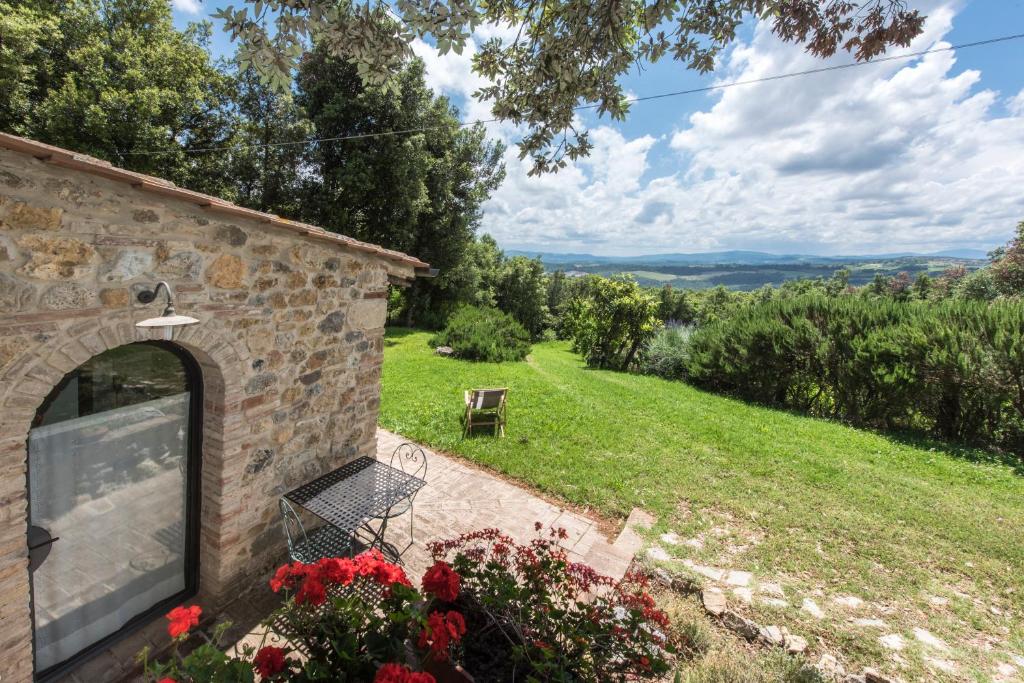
[173,1,1024,256]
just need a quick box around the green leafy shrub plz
[563,276,661,370]
[686,295,1024,451]
[430,306,531,362]
[641,325,694,380]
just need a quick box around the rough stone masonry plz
[0,133,427,682]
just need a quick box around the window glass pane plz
[29,344,192,672]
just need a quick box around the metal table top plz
[283,456,426,532]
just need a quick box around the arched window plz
[27,342,201,676]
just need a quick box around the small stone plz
[155,251,203,280]
[40,283,93,310]
[215,224,248,246]
[660,532,680,545]
[996,662,1017,678]
[761,597,789,609]
[102,250,153,282]
[646,546,671,562]
[784,634,808,654]
[206,253,245,289]
[927,595,948,607]
[99,288,130,307]
[878,633,905,651]
[318,311,346,334]
[732,587,753,604]
[683,537,704,549]
[802,598,825,619]
[852,618,887,628]
[16,235,95,279]
[435,346,454,356]
[0,273,34,312]
[724,570,752,587]
[132,208,160,223]
[684,560,724,581]
[701,589,727,616]
[863,667,895,683]
[759,582,786,598]
[817,654,845,678]
[2,201,63,230]
[912,628,947,651]
[923,657,956,674]
[721,610,759,640]
[759,624,785,646]
[833,595,864,609]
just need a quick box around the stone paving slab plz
[375,428,645,580]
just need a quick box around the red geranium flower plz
[253,645,289,678]
[373,663,436,683]
[166,605,201,638]
[421,561,460,602]
[157,678,177,683]
[417,610,466,655]
[294,575,327,606]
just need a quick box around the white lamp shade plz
[135,314,200,328]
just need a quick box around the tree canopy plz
[218,0,925,174]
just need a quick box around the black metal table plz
[283,456,426,557]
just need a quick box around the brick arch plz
[0,316,249,678]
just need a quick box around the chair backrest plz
[279,498,308,560]
[390,442,428,483]
[469,388,507,410]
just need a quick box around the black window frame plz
[26,341,204,682]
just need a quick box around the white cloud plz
[475,4,1024,255]
[172,0,202,14]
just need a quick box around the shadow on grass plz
[384,326,424,346]
[881,429,1024,474]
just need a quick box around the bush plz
[686,295,1024,451]
[430,306,531,362]
[641,324,694,380]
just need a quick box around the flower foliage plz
[142,530,673,682]
[427,525,675,680]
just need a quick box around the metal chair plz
[366,443,427,556]
[279,498,353,563]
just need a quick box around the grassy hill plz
[380,330,1024,681]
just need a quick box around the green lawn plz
[380,329,1024,681]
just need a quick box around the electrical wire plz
[124,31,1024,157]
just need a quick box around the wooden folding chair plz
[463,387,507,437]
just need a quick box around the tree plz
[219,1,924,174]
[564,276,660,371]
[227,66,312,214]
[297,49,504,327]
[991,221,1024,298]
[0,0,237,196]
[495,256,550,339]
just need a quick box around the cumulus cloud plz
[172,0,202,14]
[419,6,1024,255]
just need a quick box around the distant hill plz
[504,249,989,291]
[506,248,992,265]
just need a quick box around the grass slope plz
[380,329,1024,680]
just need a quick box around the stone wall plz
[0,146,416,681]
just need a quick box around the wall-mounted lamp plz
[135,281,199,340]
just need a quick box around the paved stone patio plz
[57,428,649,682]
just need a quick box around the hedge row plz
[686,296,1024,451]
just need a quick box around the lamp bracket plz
[136,290,157,304]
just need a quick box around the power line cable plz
[125,31,1024,157]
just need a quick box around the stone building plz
[0,133,428,681]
